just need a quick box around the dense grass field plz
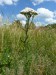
[0,22,56,75]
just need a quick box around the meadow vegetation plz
[0,21,56,75]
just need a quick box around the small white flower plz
[20,7,38,16]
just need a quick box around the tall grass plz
[0,23,56,75]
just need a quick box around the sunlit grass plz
[0,23,56,75]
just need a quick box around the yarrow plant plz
[20,7,38,75]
